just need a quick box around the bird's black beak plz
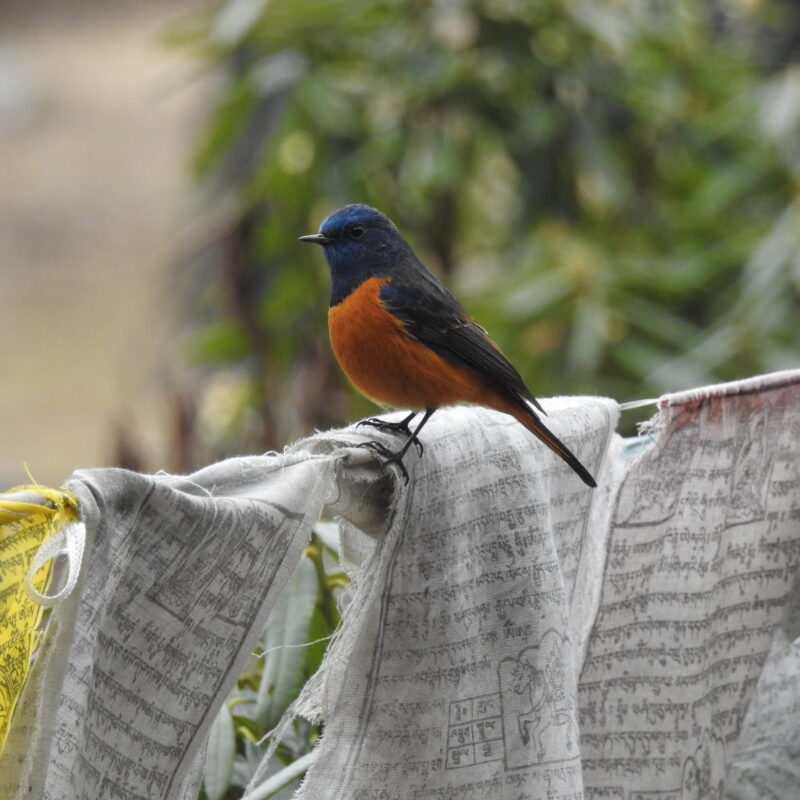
[298,233,332,246]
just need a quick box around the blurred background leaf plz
[254,555,318,731]
[170,0,800,465]
[203,704,236,800]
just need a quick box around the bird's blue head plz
[300,204,413,304]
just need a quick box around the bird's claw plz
[357,441,410,484]
[357,417,423,455]
[358,415,412,435]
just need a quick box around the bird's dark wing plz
[379,281,545,414]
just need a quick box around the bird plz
[299,204,597,488]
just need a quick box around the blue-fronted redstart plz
[300,204,596,487]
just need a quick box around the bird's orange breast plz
[328,277,493,411]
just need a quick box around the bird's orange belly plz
[328,277,487,411]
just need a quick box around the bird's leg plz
[358,408,436,484]
[395,407,435,461]
[357,411,422,455]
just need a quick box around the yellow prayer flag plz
[0,485,78,751]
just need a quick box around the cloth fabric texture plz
[0,369,798,799]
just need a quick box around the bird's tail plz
[509,404,597,488]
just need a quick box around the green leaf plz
[312,521,340,554]
[184,320,251,364]
[232,739,266,790]
[304,606,329,677]
[192,76,259,177]
[240,751,316,800]
[232,713,262,741]
[203,704,235,800]
[501,271,573,319]
[255,556,318,729]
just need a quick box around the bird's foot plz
[357,416,412,435]
[357,415,423,455]
[357,441,411,484]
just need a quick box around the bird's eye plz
[349,225,365,239]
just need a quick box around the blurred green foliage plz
[171,2,800,795]
[173,0,800,458]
